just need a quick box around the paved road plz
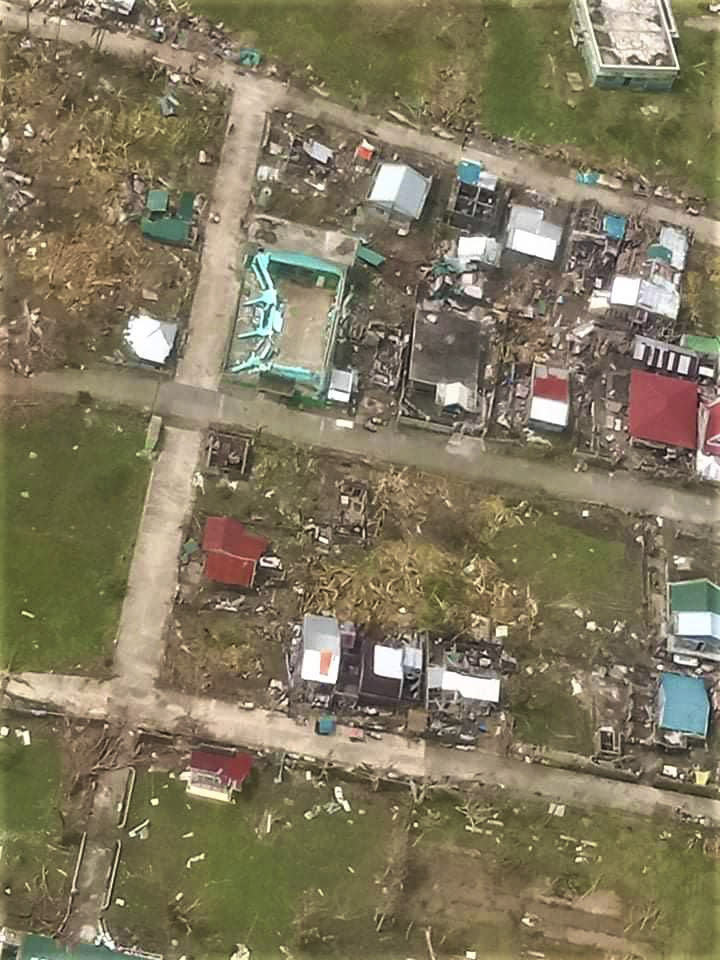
[6,670,720,824]
[4,367,719,526]
[175,85,277,389]
[3,4,720,247]
[114,427,203,690]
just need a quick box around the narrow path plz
[3,368,719,527]
[114,427,203,691]
[3,3,720,247]
[175,85,278,389]
[6,670,720,824]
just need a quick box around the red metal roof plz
[202,516,269,587]
[532,370,569,401]
[628,370,697,450]
[702,400,720,456]
[190,749,253,786]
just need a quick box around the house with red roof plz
[202,516,269,589]
[528,363,570,431]
[187,749,253,802]
[628,370,698,451]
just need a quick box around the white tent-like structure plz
[124,312,178,365]
[368,163,432,221]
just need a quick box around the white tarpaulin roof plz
[369,163,431,220]
[658,225,689,272]
[301,614,341,684]
[675,611,720,641]
[125,312,177,364]
[428,668,500,703]
[374,645,403,680]
[610,275,642,306]
[529,396,569,427]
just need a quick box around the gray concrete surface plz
[4,368,719,526]
[113,426,203,691]
[6,671,720,824]
[3,3,720,248]
[175,85,277,390]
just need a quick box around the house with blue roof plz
[656,672,710,749]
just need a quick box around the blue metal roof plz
[659,673,710,737]
[603,213,627,241]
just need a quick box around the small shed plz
[506,205,563,262]
[187,749,253,802]
[202,516,269,588]
[368,163,431,221]
[656,672,710,745]
[528,363,570,431]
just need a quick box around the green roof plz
[178,191,196,222]
[19,935,125,960]
[670,578,720,615]
[141,216,191,247]
[146,189,169,214]
[681,334,720,355]
[659,672,709,737]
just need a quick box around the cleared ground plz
[190,0,720,202]
[0,402,150,671]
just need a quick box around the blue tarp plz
[603,213,627,241]
[576,170,600,185]
[659,673,710,737]
[457,160,485,186]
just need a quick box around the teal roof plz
[357,244,386,268]
[670,578,720,615]
[146,189,169,214]
[681,334,720,355]
[19,935,125,960]
[141,216,190,247]
[659,672,710,737]
[603,213,626,240]
[178,191,196,222]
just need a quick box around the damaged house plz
[202,516,270,589]
[447,161,507,236]
[426,640,501,739]
[358,636,424,707]
[296,614,343,701]
[403,271,493,429]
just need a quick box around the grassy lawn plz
[0,404,150,672]
[0,721,74,929]
[410,787,720,959]
[190,0,719,199]
[109,767,407,959]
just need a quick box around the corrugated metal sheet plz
[369,163,431,220]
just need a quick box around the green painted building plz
[16,935,129,960]
[571,0,679,91]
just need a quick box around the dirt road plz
[6,670,720,825]
[3,368,719,527]
[3,4,720,248]
[113,427,203,691]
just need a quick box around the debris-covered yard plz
[0,717,88,932]
[1,402,150,671]
[104,752,720,960]
[108,762,407,959]
[189,0,719,203]
[1,34,227,372]
[164,434,646,758]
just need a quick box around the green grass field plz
[0,404,150,672]
[109,768,406,959]
[0,721,74,928]
[189,0,719,200]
